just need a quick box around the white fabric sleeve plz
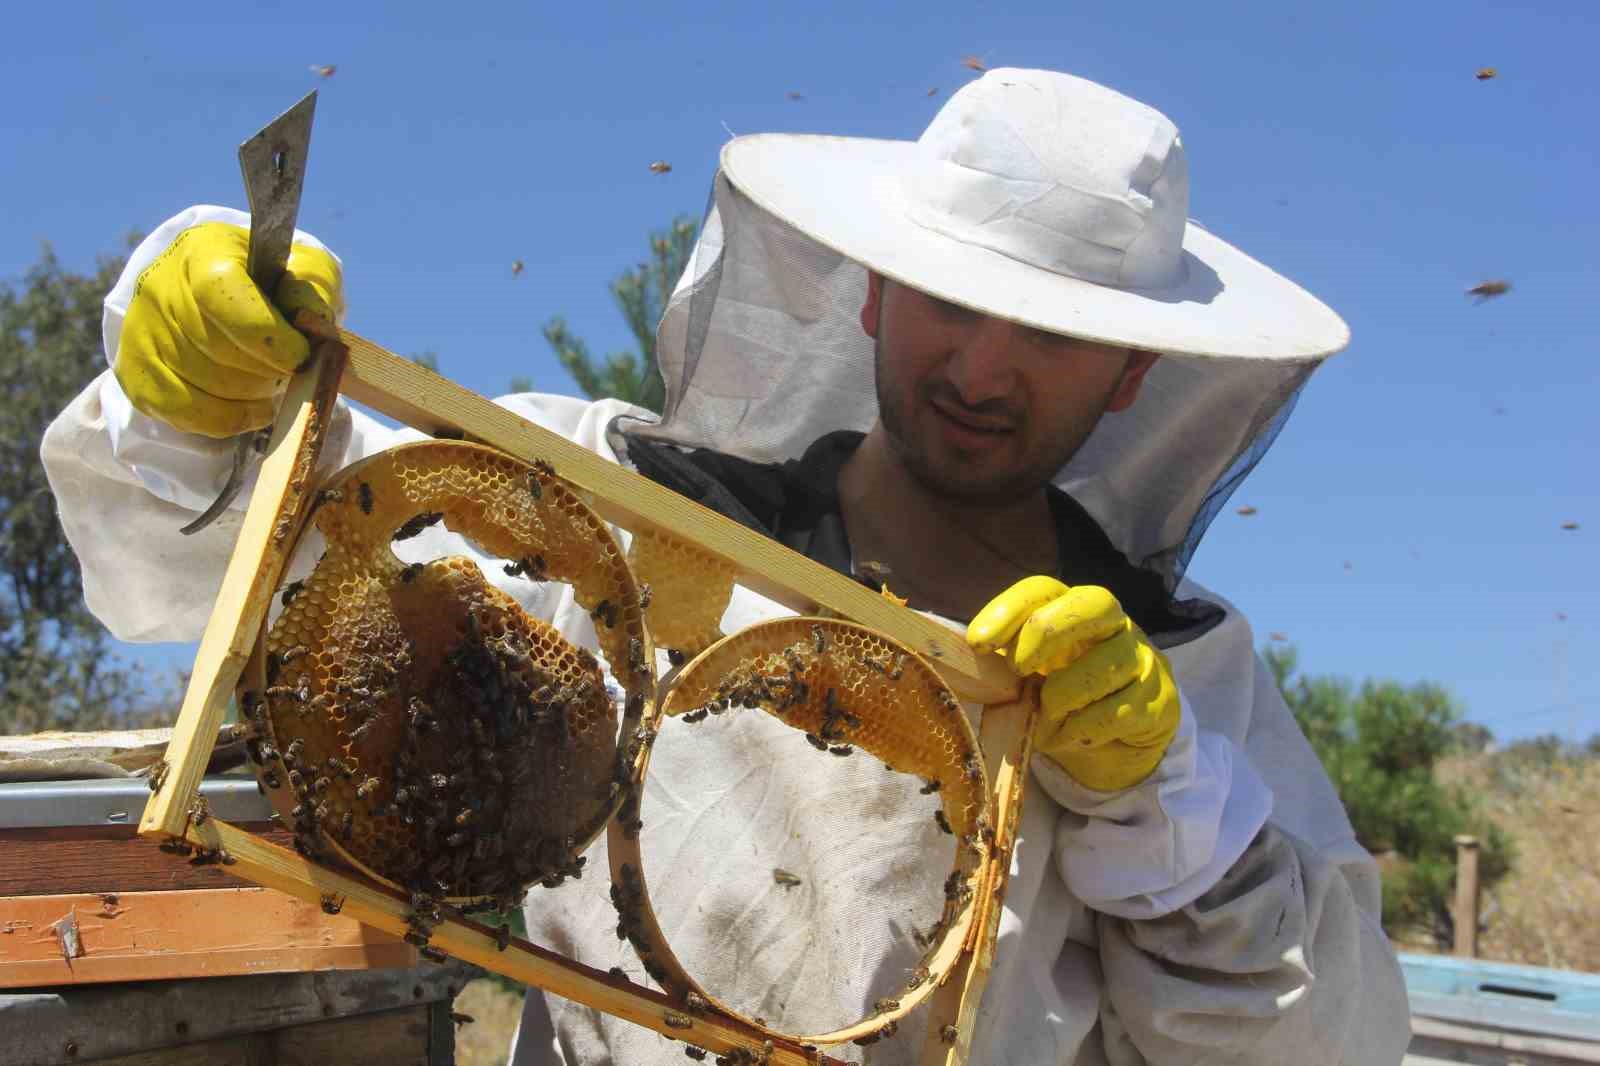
[100,204,341,514]
[1032,694,1274,919]
[1095,825,1412,1065]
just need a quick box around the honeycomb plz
[612,617,992,1047]
[241,441,653,905]
[625,528,736,656]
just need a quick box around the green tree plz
[1263,645,1512,947]
[1,240,166,733]
[542,216,697,412]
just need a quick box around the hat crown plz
[905,69,1189,290]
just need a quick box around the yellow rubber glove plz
[969,576,1180,792]
[113,221,343,438]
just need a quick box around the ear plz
[1105,350,1160,413]
[859,271,884,338]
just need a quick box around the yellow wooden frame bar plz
[138,321,1038,1065]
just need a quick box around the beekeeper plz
[42,70,1410,1063]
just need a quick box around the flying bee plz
[280,580,304,607]
[400,561,425,583]
[358,481,374,514]
[772,868,802,888]
[934,808,953,834]
[392,510,443,542]
[1467,279,1511,302]
[649,160,673,175]
[1475,67,1497,80]
[320,893,343,915]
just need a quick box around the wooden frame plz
[137,320,1039,1065]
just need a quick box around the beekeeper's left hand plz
[968,576,1180,792]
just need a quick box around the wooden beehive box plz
[0,737,414,990]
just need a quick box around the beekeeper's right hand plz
[113,221,343,438]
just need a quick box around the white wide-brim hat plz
[719,69,1348,361]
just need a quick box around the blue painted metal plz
[1401,952,1600,1044]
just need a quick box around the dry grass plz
[1436,752,1600,972]
[453,978,526,1066]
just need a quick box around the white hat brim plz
[721,134,1349,361]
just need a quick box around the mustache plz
[922,383,1022,428]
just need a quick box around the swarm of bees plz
[238,441,653,920]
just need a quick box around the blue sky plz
[4,1,1595,742]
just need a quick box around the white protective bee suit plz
[42,97,1412,1063]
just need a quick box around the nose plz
[943,315,1021,408]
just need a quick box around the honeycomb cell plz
[243,441,654,904]
[625,528,736,656]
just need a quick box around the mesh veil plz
[624,173,1326,592]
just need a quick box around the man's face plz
[861,274,1157,505]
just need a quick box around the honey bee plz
[267,811,285,828]
[339,810,354,840]
[811,624,826,654]
[320,893,344,915]
[280,580,304,607]
[147,760,170,793]
[532,458,556,479]
[905,964,929,990]
[934,809,953,834]
[804,733,828,752]
[828,744,853,757]
[682,707,710,724]
[649,161,673,175]
[315,487,344,508]
[400,561,425,583]
[663,1010,693,1029]
[591,600,619,628]
[874,997,900,1013]
[638,583,652,610]
[496,924,512,951]
[940,1023,959,1043]
[685,1048,708,1061]
[312,776,331,795]
[419,945,448,963]
[684,991,709,1014]
[187,797,210,826]
[358,481,374,514]
[772,868,802,888]
[962,751,982,783]
[919,777,941,795]
[392,510,443,542]
[853,1032,883,1047]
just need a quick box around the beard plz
[873,335,1120,507]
